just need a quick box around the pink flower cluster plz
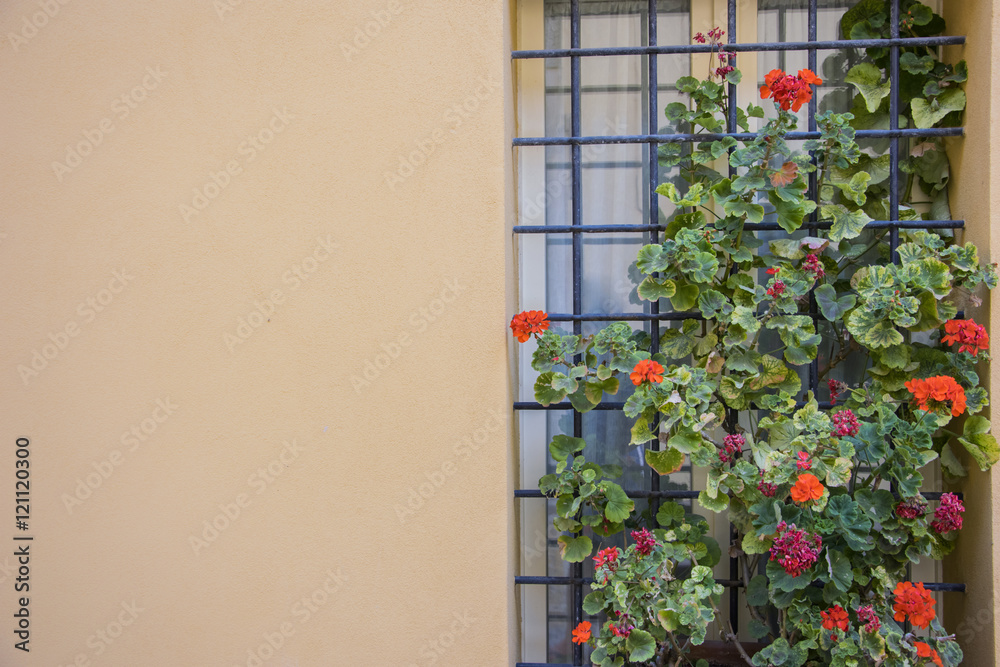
[609,611,634,638]
[931,492,965,533]
[894,496,927,520]
[802,253,825,279]
[770,521,822,577]
[719,433,744,464]
[832,409,859,437]
[795,452,812,470]
[757,472,777,497]
[630,528,657,556]
[827,379,848,406]
[856,604,881,633]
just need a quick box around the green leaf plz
[646,447,685,475]
[656,501,686,527]
[746,574,769,606]
[549,434,586,462]
[660,319,700,357]
[626,630,656,662]
[670,282,700,312]
[636,244,671,273]
[814,284,857,322]
[911,88,966,129]
[603,483,634,522]
[583,591,605,615]
[557,535,593,562]
[768,189,816,233]
[900,52,935,75]
[698,489,729,512]
[826,549,853,592]
[534,372,568,406]
[668,430,703,454]
[724,198,766,223]
[821,204,872,243]
[826,495,874,551]
[958,417,1000,471]
[742,531,772,555]
[845,63,890,113]
[637,276,677,301]
[630,418,656,446]
[941,442,968,478]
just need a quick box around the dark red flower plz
[832,409,859,437]
[631,528,657,556]
[770,521,821,577]
[931,492,964,533]
[856,604,881,633]
[719,433,744,464]
[895,496,928,520]
[767,280,786,297]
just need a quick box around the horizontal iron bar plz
[514,127,962,146]
[514,576,965,591]
[516,489,699,499]
[514,220,965,233]
[512,35,964,59]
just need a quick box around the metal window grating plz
[512,0,967,664]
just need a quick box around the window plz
[513,0,963,664]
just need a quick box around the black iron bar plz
[514,127,961,145]
[512,35,963,59]
[514,219,965,233]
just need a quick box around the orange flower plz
[510,310,550,342]
[915,641,943,667]
[904,376,967,417]
[893,581,936,629]
[571,621,592,644]
[942,318,989,356]
[759,68,823,112]
[790,472,824,503]
[820,605,849,632]
[630,359,665,385]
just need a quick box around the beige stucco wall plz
[943,0,999,662]
[0,1,514,665]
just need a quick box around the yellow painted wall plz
[0,1,514,665]
[943,0,999,662]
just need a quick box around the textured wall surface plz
[0,1,514,665]
[942,0,999,662]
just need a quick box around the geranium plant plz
[513,4,997,666]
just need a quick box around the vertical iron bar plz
[570,5,583,664]
[726,0,739,638]
[888,0,900,261]
[648,0,661,522]
[807,0,819,402]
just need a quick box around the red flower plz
[631,528,658,556]
[760,68,823,111]
[905,376,967,417]
[893,581,936,628]
[767,280,786,297]
[719,433,744,464]
[802,253,825,279]
[821,605,849,632]
[770,521,821,577]
[931,492,964,533]
[832,409,860,437]
[894,496,928,520]
[593,546,619,570]
[795,451,811,470]
[942,318,989,356]
[856,604,881,633]
[510,310,550,342]
[827,379,847,406]
[766,267,781,275]
[915,641,943,667]
[790,473,824,503]
[571,621,591,644]
[630,359,665,385]
[757,478,777,497]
